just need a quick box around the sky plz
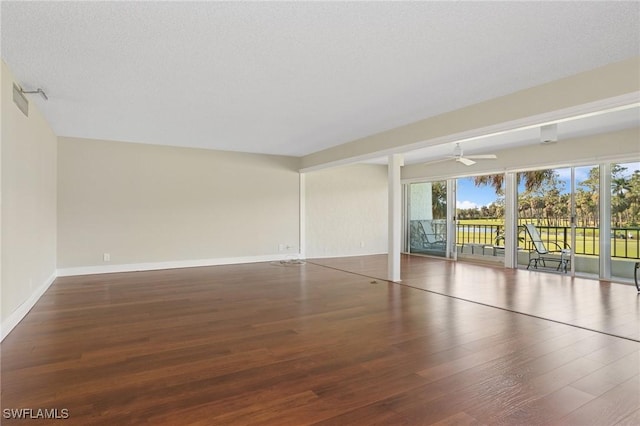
[455,161,640,210]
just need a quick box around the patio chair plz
[420,220,446,249]
[523,223,571,273]
[418,220,446,249]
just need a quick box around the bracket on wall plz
[12,83,49,117]
[20,86,48,100]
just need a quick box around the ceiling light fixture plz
[540,123,558,144]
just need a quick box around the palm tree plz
[612,177,630,198]
[611,177,631,227]
[628,170,640,226]
[473,174,504,195]
[431,181,447,219]
[472,170,555,194]
[520,170,556,193]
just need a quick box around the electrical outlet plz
[278,244,284,252]
[360,241,365,248]
[103,253,111,262]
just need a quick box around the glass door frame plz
[506,162,626,282]
[446,178,457,260]
[599,163,612,279]
[509,165,593,278]
[402,179,452,259]
[405,159,637,284]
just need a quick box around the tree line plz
[453,165,640,228]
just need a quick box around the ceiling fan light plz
[453,143,463,157]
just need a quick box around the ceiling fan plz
[426,143,498,166]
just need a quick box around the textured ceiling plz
[2,1,639,157]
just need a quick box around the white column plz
[388,154,403,281]
[504,172,518,268]
[299,173,306,260]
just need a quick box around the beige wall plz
[1,61,58,327]
[58,137,300,270]
[402,127,640,181]
[305,164,388,258]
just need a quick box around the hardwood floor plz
[312,254,640,342]
[1,257,638,425]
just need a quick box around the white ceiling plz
[2,1,639,158]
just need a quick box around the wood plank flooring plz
[311,254,640,342]
[1,257,638,425]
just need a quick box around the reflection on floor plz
[1,259,638,424]
[309,254,640,342]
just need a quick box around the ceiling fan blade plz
[465,154,497,159]
[457,157,476,166]
[421,158,452,166]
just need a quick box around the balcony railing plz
[610,227,639,259]
[455,223,640,260]
[457,223,502,247]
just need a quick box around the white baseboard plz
[1,272,56,341]
[56,253,302,277]
[306,252,387,260]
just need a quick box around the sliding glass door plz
[573,165,600,277]
[407,181,447,257]
[456,175,505,263]
[610,161,640,282]
[404,161,639,284]
[516,165,600,277]
[478,162,639,282]
[516,168,567,272]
